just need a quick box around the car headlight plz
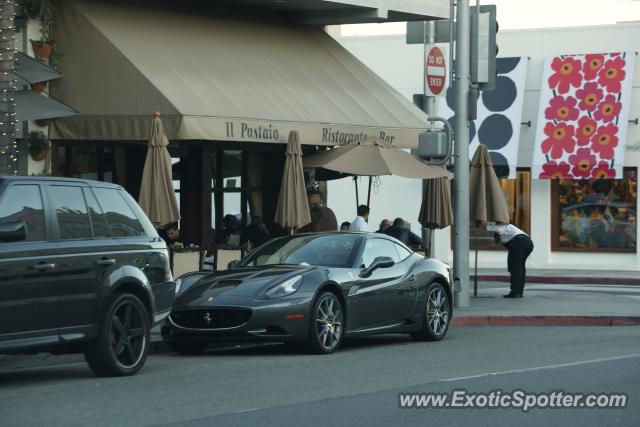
[174,277,182,295]
[264,275,303,299]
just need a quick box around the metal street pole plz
[421,20,436,255]
[453,0,470,308]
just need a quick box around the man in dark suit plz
[384,218,423,248]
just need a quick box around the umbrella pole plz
[354,176,359,208]
[367,176,373,206]
[474,228,479,297]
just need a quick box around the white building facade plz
[328,23,640,271]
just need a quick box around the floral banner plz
[532,52,635,180]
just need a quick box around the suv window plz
[49,186,92,239]
[0,184,46,242]
[361,238,401,268]
[93,188,146,237]
[84,188,111,238]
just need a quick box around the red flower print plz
[541,122,576,159]
[598,57,626,93]
[545,96,579,121]
[591,161,616,179]
[548,56,583,94]
[568,148,596,178]
[539,160,572,179]
[576,116,597,146]
[593,94,622,123]
[583,54,605,80]
[575,82,603,112]
[591,123,619,159]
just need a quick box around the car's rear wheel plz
[84,293,150,377]
[168,341,208,354]
[305,292,344,354]
[411,282,451,342]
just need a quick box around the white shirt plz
[486,222,527,244]
[349,216,368,232]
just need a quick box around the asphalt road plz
[1,326,638,427]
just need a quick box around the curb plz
[473,275,640,285]
[452,316,640,327]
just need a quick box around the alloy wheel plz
[315,294,343,351]
[426,286,450,337]
[110,300,147,369]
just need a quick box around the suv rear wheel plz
[84,293,150,377]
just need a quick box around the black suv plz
[0,177,175,376]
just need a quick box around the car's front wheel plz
[305,292,344,354]
[411,282,451,342]
[84,293,150,377]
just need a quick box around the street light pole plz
[453,0,470,308]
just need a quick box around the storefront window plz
[471,170,531,250]
[51,144,116,183]
[223,150,242,189]
[171,157,181,224]
[552,168,637,252]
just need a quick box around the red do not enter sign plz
[426,46,446,96]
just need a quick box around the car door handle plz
[97,258,116,267]
[408,274,416,282]
[33,263,56,272]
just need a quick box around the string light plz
[0,0,17,175]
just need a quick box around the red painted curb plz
[451,316,640,327]
[473,275,640,286]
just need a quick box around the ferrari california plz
[162,232,453,354]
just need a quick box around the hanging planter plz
[30,81,47,93]
[24,0,58,64]
[30,39,53,60]
[28,131,49,161]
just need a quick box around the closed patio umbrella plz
[275,130,311,231]
[469,144,509,296]
[139,112,180,229]
[418,169,453,256]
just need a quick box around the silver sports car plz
[162,232,453,354]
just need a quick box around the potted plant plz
[30,38,53,60]
[30,81,47,93]
[28,131,49,161]
[25,0,57,64]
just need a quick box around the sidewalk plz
[452,280,640,327]
[473,267,640,285]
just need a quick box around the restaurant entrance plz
[170,142,287,251]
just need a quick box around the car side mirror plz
[359,256,395,278]
[0,220,27,243]
[228,260,239,270]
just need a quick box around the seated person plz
[161,222,187,247]
[384,218,423,248]
[241,216,270,250]
[300,188,338,232]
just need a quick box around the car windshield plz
[238,234,363,268]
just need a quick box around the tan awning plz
[50,0,427,148]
